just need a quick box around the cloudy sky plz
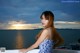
[0,0,80,29]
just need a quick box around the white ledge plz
[1,49,80,53]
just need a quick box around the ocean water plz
[0,29,80,50]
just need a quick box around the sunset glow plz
[7,21,36,30]
[8,23,36,30]
[0,21,80,30]
[10,24,26,30]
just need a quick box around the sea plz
[0,28,80,50]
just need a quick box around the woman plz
[19,11,64,53]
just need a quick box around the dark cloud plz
[0,0,80,23]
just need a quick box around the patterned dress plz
[39,39,54,53]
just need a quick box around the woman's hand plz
[19,49,28,53]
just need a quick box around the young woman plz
[19,11,64,53]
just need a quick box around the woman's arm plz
[19,29,48,52]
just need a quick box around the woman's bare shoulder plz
[44,27,52,38]
[46,27,52,33]
[43,28,49,33]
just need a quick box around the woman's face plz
[41,15,49,27]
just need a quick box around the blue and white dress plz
[39,39,54,53]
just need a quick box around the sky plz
[0,0,80,29]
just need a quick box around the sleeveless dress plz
[39,39,54,53]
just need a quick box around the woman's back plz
[45,27,53,40]
[39,28,54,53]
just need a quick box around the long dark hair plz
[36,11,61,42]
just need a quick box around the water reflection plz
[15,31,24,49]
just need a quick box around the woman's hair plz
[36,11,61,42]
[40,11,54,28]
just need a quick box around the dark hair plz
[40,11,54,28]
[36,11,64,47]
[40,11,54,20]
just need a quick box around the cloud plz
[0,0,80,23]
[53,10,73,21]
[55,21,80,24]
[18,13,36,17]
[54,21,80,29]
[0,20,80,30]
[0,20,42,30]
[8,20,26,24]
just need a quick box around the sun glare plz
[11,24,25,30]
[8,23,35,30]
[7,21,34,30]
[6,21,42,30]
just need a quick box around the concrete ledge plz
[1,49,80,53]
